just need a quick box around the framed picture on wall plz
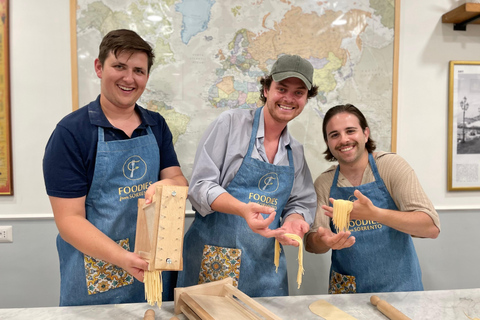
[0,0,12,196]
[448,61,480,191]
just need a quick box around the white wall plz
[1,0,479,308]
[0,0,72,308]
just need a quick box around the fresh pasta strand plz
[332,199,353,233]
[144,270,163,307]
[274,233,305,289]
[274,238,281,272]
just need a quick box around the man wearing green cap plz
[177,55,319,297]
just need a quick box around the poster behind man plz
[73,0,396,180]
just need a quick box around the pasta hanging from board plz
[332,199,354,233]
[144,270,163,307]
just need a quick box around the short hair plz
[259,75,319,103]
[322,104,377,161]
[98,29,155,73]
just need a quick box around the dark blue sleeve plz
[43,124,92,198]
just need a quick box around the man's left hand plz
[275,214,309,247]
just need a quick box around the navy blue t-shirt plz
[43,95,180,198]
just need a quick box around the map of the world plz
[74,0,396,181]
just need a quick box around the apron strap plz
[245,107,263,158]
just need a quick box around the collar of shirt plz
[87,95,157,129]
[86,95,158,140]
[254,108,291,165]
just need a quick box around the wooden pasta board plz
[174,278,282,320]
[134,185,188,271]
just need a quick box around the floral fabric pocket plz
[328,269,357,294]
[198,245,242,287]
[84,238,134,295]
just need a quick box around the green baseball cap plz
[270,54,313,90]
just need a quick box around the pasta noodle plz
[144,270,163,307]
[332,199,353,233]
[274,233,304,289]
[274,238,281,273]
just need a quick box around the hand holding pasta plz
[332,199,353,233]
[274,233,304,289]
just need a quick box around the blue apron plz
[178,107,295,297]
[328,152,423,294]
[57,126,176,306]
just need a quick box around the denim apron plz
[328,153,423,294]
[57,126,176,306]
[178,107,295,297]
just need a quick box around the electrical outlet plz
[0,226,13,243]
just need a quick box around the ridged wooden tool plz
[134,185,188,307]
[135,185,188,271]
[174,278,281,319]
[370,295,411,320]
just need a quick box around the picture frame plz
[0,0,12,196]
[448,60,480,191]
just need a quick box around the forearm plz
[372,208,440,238]
[56,214,129,267]
[159,166,188,186]
[154,175,188,187]
[210,192,248,218]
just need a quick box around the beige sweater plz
[310,151,441,233]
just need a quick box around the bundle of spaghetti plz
[332,199,353,233]
[144,270,163,307]
[274,233,304,289]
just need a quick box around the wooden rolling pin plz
[144,309,155,320]
[370,295,411,320]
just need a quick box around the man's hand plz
[349,189,380,221]
[314,227,355,250]
[321,190,379,222]
[275,214,309,247]
[144,179,185,204]
[119,251,149,282]
[241,202,282,238]
[144,166,188,204]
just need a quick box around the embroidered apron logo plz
[348,219,383,232]
[258,172,279,193]
[123,155,147,180]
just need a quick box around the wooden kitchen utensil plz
[370,295,411,320]
[143,309,155,320]
[308,300,357,320]
[174,278,281,320]
[134,185,188,307]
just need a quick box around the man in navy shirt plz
[43,29,187,306]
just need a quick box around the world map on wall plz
[75,0,395,181]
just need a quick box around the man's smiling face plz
[263,77,308,125]
[95,50,149,110]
